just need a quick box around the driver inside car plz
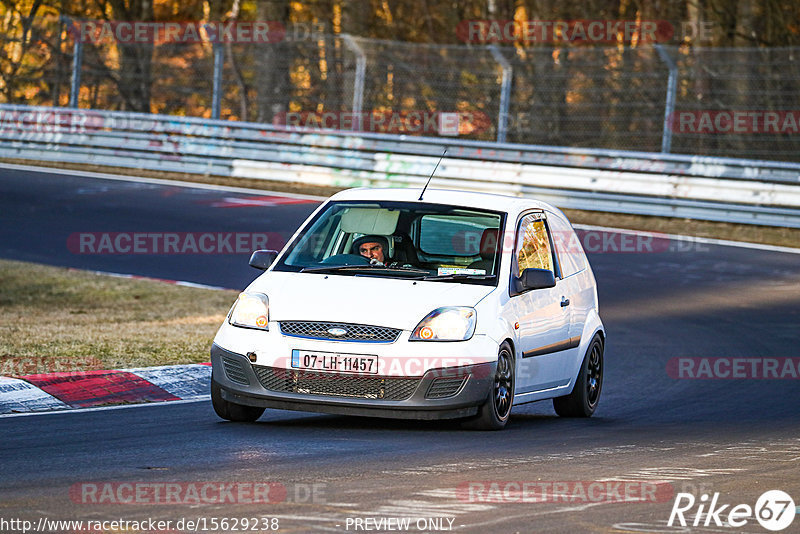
[353,234,391,266]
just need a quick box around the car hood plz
[247,271,495,330]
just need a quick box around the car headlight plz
[228,292,269,330]
[410,307,476,341]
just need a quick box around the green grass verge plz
[0,259,237,374]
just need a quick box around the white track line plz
[2,162,797,255]
[0,161,327,200]
[574,223,800,255]
[0,396,209,418]
[70,268,232,291]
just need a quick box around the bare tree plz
[105,0,155,111]
[255,0,290,123]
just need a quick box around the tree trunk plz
[107,0,155,112]
[255,0,291,124]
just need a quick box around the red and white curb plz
[0,270,223,415]
[0,363,211,414]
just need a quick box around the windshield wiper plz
[422,273,496,281]
[301,265,430,277]
[301,265,362,273]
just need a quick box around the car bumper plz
[211,343,496,420]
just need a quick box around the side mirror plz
[249,249,279,270]
[518,268,556,291]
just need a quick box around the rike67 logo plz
[668,490,795,531]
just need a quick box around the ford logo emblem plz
[327,328,348,337]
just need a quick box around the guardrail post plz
[342,34,365,115]
[655,44,678,154]
[211,41,224,120]
[489,45,512,144]
[61,16,83,109]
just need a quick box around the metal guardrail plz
[0,104,799,228]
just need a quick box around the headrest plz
[479,228,498,259]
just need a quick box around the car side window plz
[515,213,555,276]
[545,211,586,277]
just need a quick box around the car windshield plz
[273,200,505,285]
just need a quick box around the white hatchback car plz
[211,188,604,430]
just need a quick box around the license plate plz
[291,349,379,374]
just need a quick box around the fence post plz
[61,16,83,109]
[211,41,224,120]
[489,45,512,144]
[342,34,366,115]
[655,44,678,154]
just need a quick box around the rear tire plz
[462,341,514,430]
[553,333,603,417]
[211,381,265,422]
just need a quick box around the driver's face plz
[358,242,385,263]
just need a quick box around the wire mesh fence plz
[2,18,799,161]
[502,45,671,151]
[354,37,502,139]
[221,35,357,124]
[669,46,800,160]
[0,14,71,108]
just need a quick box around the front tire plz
[463,341,515,430]
[211,381,265,422]
[553,333,603,417]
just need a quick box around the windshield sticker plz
[437,267,486,276]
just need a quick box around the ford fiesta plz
[211,188,604,430]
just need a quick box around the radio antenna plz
[419,148,447,201]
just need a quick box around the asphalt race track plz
[0,166,320,289]
[1,165,799,533]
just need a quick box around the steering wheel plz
[319,254,370,266]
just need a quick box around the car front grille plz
[222,355,250,385]
[279,321,401,343]
[426,376,468,399]
[253,365,419,401]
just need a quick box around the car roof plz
[328,187,560,216]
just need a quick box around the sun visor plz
[341,208,399,235]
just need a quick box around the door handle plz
[560,296,570,307]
